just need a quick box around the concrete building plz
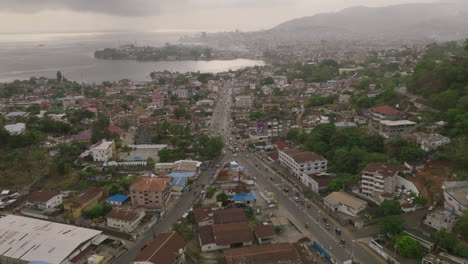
[106,206,145,233]
[224,243,305,264]
[300,172,338,194]
[377,120,416,139]
[0,215,102,264]
[361,162,402,204]
[173,88,189,99]
[324,192,367,217]
[254,224,277,245]
[24,190,62,210]
[64,188,105,218]
[424,210,458,231]
[256,113,294,139]
[235,95,254,108]
[130,177,172,210]
[368,105,415,138]
[4,123,26,135]
[134,232,186,264]
[414,132,451,152]
[199,223,254,252]
[279,149,327,178]
[90,140,115,162]
[442,181,468,216]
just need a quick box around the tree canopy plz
[379,216,403,237]
[395,235,422,258]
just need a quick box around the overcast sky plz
[0,0,439,33]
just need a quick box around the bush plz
[395,235,422,258]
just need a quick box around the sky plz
[0,0,439,33]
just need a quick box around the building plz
[4,123,26,135]
[235,95,254,108]
[0,215,102,264]
[300,172,338,194]
[224,243,305,264]
[173,160,202,175]
[64,188,105,218]
[368,105,415,138]
[442,181,468,216]
[254,224,277,245]
[279,149,327,178]
[199,223,254,252]
[173,88,189,99]
[377,120,416,139]
[255,113,294,138]
[106,194,129,206]
[106,206,145,233]
[193,207,215,227]
[130,177,172,210]
[5,111,28,120]
[134,232,186,264]
[24,190,62,210]
[324,192,367,217]
[414,132,451,152]
[361,162,402,203]
[424,210,458,232]
[90,140,115,162]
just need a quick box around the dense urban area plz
[1,15,468,264]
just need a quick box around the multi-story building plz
[24,190,63,210]
[173,88,189,99]
[64,188,105,218]
[414,132,451,152]
[377,120,416,139]
[360,162,402,204]
[255,113,294,139]
[424,210,458,231]
[368,105,415,138]
[235,95,254,108]
[90,140,115,162]
[442,181,468,216]
[106,206,145,233]
[279,149,327,178]
[130,177,172,211]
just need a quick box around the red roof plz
[151,92,164,100]
[370,105,404,116]
[108,125,123,136]
[274,140,288,150]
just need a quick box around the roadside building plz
[64,187,105,218]
[224,243,305,264]
[300,172,338,194]
[213,207,248,224]
[199,223,254,252]
[442,181,468,216]
[134,231,187,264]
[324,192,367,217]
[106,206,145,233]
[360,162,402,204]
[254,224,277,245]
[130,177,172,211]
[193,206,215,227]
[173,88,189,99]
[90,140,115,162]
[24,190,63,210]
[377,120,416,139]
[279,149,327,178]
[424,210,458,232]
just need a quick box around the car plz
[325,224,330,229]
[428,206,434,211]
[298,236,311,243]
[283,187,289,192]
[246,154,250,158]
[293,197,300,202]
[233,154,238,157]
[335,228,341,235]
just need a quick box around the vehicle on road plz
[335,228,341,235]
[283,187,289,192]
[293,197,300,202]
[298,236,311,243]
[325,224,330,229]
[233,154,238,157]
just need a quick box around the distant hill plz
[266,1,468,42]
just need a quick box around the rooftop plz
[363,162,402,178]
[443,181,468,208]
[130,177,171,192]
[224,242,301,264]
[325,192,367,210]
[106,194,129,203]
[106,206,144,222]
[212,222,254,245]
[370,105,405,116]
[25,190,61,203]
[91,140,114,150]
[289,151,326,163]
[134,232,186,264]
[66,187,104,208]
[213,208,248,224]
[254,224,276,239]
[380,120,416,126]
[0,215,101,264]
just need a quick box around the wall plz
[397,176,419,194]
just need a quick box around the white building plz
[324,192,368,217]
[361,162,402,204]
[4,123,26,135]
[24,190,63,210]
[279,149,327,178]
[90,140,115,162]
[106,206,145,233]
[173,88,189,99]
[235,95,254,108]
[442,181,468,216]
[414,132,451,152]
[424,210,458,231]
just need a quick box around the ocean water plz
[0,31,264,83]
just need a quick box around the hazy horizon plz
[0,0,441,34]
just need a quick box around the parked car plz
[298,236,311,243]
[325,224,330,229]
[283,187,289,193]
[335,228,341,235]
[293,197,300,202]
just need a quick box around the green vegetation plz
[250,111,265,120]
[158,149,187,163]
[457,210,468,238]
[206,187,216,199]
[433,230,468,258]
[395,235,422,258]
[379,216,403,237]
[83,202,112,219]
[173,221,194,241]
[306,95,337,107]
[26,117,75,135]
[216,192,229,204]
[274,60,340,83]
[379,200,403,216]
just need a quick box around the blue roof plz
[171,177,188,186]
[442,210,453,215]
[233,190,256,202]
[106,194,129,203]
[167,172,196,178]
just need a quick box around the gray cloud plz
[0,0,186,16]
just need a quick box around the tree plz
[457,210,468,238]
[261,77,274,85]
[158,149,186,162]
[216,192,229,204]
[387,138,425,162]
[433,230,458,250]
[249,111,265,120]
[379,216,403,237]
[395,235,422,258]
[56,71,63,82]
[91,115,111,143]
[379,200,402,216]
[174,106,186,119]
[206,187,216,199]
[83,202,112,219]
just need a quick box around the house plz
[72,129,92,144]
[130,177,172,210]
[224,243,304,264]
[193,207,214,227]
[254,224,277,245]
[301,172,339,194]
[64,188,105,218]
[235,95,254,108]
[106,206,145,233]
[106,194,129,206]
[5,111,28,120]
[199,223,254,252]
[338,94,351,104]
[233,191,256,206]
[213,207,247,224]
[173,88,189,99]
[414,132,451,152]
[171,177,188,194]
[324,192,367,217]
[442,181,468,216]
[367,105,415,138]
[4,123,26,135]
[24,190,62,210]
[90,140,115,162]
[134,232,186,264]
[424,210,458,232]
[173,160,201,176]
[360,163,402,204]
[279,149,327,178]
